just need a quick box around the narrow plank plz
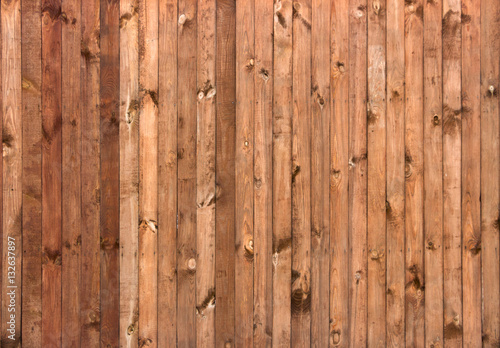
[177,0,197,346]
[423,0,444,344]
[330,0,350,344]
[385,0,405,344]
[100,0,120,346]
[310,0,330,346]
[461,0,482,345]
[348,0,368,345]
[1,0,22,344]
[195,0,216,346]
[367,0,387,344]
[61,0,81,345]
[235,0,254,344]
[80,0,101,345]
[442,0,462,345]
[480,0,500,343]
[158,0,177,345]
[404,0,425,345]
[253,0,273,345]
[291,0,312,345]
[119,0,139,347]
[21,0,43,345]
[41,0,63,346]
[272,0,293,345]
[215,0,236,345]
[138,0,159,346]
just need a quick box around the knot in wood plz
[488,85,495,95]
[187,258,196,271]
[178,14,187,25]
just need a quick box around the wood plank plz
[100,0,120,346]
[329,0,349,344]
[348,0,368,345]
[480,0,500,343]
[385,0,405,345]
[272,0,293,346]
[291,0,312,346]
[442,0,462,345]
[235,0,254,345]
[310,0,330,346]
[196,0,216,346]
[253,0,273,345]
[404,0,425,345]
[423,0,444,345]
[215,0,236,346]
[461,0,482,345]
[119,0,139,347]
[367,0,387,344]
[61,0,81,346]
[41,0,63,345]
[177,0,197,346]
[2,0,22,344]
[158,0,177,345]
[21,0,43,345]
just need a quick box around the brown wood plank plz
[0,2,2,340]
[21,0,42,345]
[253,0,273,345]
[367,0,387,344]
[461,0,481,345]
[480,0,500,343]
[41,0,63,346]
[196,0,216,346]
[423,0,444,344]
[272,0,293,346]
[310,0,330,346]
[215,0,236,346]
[81,0,101,345]
[385,0,405,345]
[61,0,81,346]
[177,0,197,346]
[235,0,254,345]
[329,0,350,344]
[158,0,177,345]
[442,0,463,345]
[404,0,425,345]
[100,0,120,346]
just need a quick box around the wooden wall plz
[0,0,499,347]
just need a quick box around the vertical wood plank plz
[348,0,368,345]
[423,0,444,344]
[235,0,254,345]
[100,0,120,346]
[21,0,42,345]
[196,0,216,346]
[158,0,177,345]
[80,0,101,345]
[272,0,293,346]
[177,0,197,346]
[310,0,330,346]
[215,0,236,346]
[442,0,462,345]
[41,0,63,345]
[253,0,273,345]
[291,0,311,346]
[480,0,500,344]
[404,0,425,345]
[461,0,482,345]
[330,0,349,344]
[385,0,405,344]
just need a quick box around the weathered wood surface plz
[0,0,498,346]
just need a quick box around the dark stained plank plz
[158,0,177,345]
[100,0,120,346]
[41,0,63,346]
[215,0,236,346]
[21,0,43,346]
[272,0,293,346]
